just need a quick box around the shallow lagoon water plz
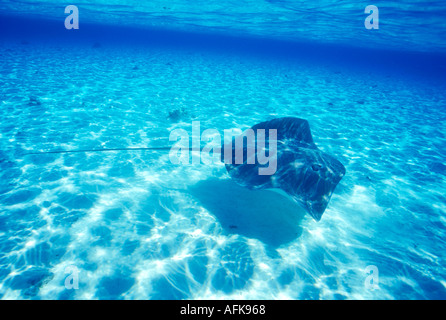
[0,3,446,300]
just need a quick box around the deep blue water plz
[0,1,445,300]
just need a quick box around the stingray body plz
[223,117,345,221]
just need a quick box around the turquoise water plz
[0,1,446,299]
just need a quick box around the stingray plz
[222,117,345,221]
[23,117,345,221]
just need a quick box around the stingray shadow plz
[188,178,306,248]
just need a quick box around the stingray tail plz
[22,146,209,156]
